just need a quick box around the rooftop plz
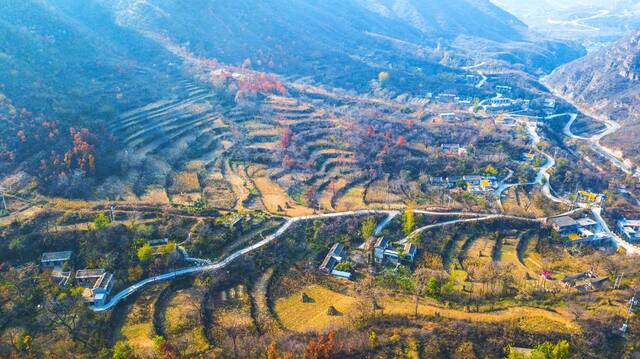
[75,269,107,279]
[620,219,640,227]
[375,237,389,249]
[550,216,578,229]
[576,218,597,227]
[41,251,73,263]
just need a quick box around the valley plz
[1,1,640,358]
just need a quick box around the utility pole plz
[109,204,116,223]
[620,290,637,336]
[615,272,625,290]
[0,186,7,213]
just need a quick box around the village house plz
[463,175,497,193]
[446,176,462,188]
[75,269,114,306]
[41,251,73,271]
[371,237,417,265]
[562,271,610,292]
[428,176,445,186]
[496,85,512,93]
[435,93,457,103]
[576,191,603,204]
[148,238,177,255]
[549,216,579,235]
[618,219,640,242]
[440,144,466,156]
[41,251,74,286]
[439,112,458,121]
[319,243,351,279]
[494,116,517,126]
[550,216,608,243]
[487,97,513,108]
[543,98,556,109]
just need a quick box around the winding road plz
[92,209,398,311]
[92,207,555,311]
[91,102,640,312]
[561,111,636,177]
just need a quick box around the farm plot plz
[273,284,357,332]
[114,283,168,358]
[207,284,256,349]
[161,287,210,356]
[251,268,282,335]
[251,170,314,216]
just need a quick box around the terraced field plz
[109,81,375,212]
[114,283,168,358]
[110,79,526,214]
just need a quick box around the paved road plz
[91,105,640,312]
[545,85,638,178]
[523,120,572,206]
[91,209,398,311]
[560,111,636,177]
[399,213,543,244]
[591,207,640,255]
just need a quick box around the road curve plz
[92,209,398,311]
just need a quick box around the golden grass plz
[184,160,207,171]
[253,176,314,216]
[464,237,495,266]
[500,237,536,279]
[170,172,200,194]
[246,142,279,150]
[318,178,347,211]
[164,288,210,356]
[138,187,170,205]
[274,284,356,332]
[385,297,580,334]
[334,186,366,211]
[47,198,95,210]
[225,162,250,210]
[116,284,168,358]
[365,180,404,205]
[171,193,202,206]
[274,284,579,334]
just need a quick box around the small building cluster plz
[549,215,608,243]
[426,175,497,193]
[75,269,114,306]
[319,243,352,279]
[40,251,114,306]
[576,191,604,204]
[366,237,417,265]
[440,144,467,157]
[41,251,73,286]
[462,175,498,193]
[562,271,610,292]
[617,218,640,242]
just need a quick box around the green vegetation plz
[506,340,570,359]
[361,217,377,241]
[136,243,153,262]
[403,204,415,236]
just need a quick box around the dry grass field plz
[163,288,210,356]
[170,172,201,194]
[252,174,314,216]
[272,284,579,334]
[334,186,367,211]
[115,284,168,358]
[274,284,356,332]
[384,296,580,334]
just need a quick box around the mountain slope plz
[0,0,177,116]
[103,0,583,83]
[545,32,640,165]
[358,0,527,41]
